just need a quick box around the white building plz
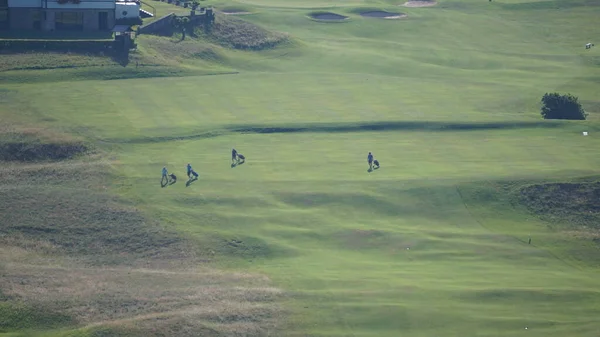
[0,0,141,32]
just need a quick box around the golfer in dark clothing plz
[232,148,238,163]
[368,152,374,170]
[186,163,198,179]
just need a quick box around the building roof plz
[112,25,133,33]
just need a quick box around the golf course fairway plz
[0,0,599,336]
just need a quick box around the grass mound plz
[308,11,349,21]
[0,302,74,331]
[0,163,189,264]
[0,128,88,162]
[197,15,288,50]
[0,142,88,162]
[0,130,284,336]
[141,35,228,64]
[519,181,600,230]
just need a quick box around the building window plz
[32,10,41,30]
[55,11,83,31]
[0,9,8,30]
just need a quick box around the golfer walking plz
[161,166,168,185]
[367,152,374,170]
[186,163,193,179]
[231,148,238,164]
[186,163,199,179]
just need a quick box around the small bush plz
[540,92,587,120]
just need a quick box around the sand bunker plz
[360,11,407,19]
[403,1,437,7]
[309,12,349,21]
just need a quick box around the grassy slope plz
[0,128,283,337]
[2,0,600,336]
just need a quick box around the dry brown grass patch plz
[0,52,117,72]
[0,129,285,336]
[1,259,284,336]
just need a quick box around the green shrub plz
[540,92,587,120]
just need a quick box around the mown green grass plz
[2,0,600,336]
[110,126,600,337]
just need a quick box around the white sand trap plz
[222,11,252,15]
[360,11,407,19]
[220,9,252,15]
[309,12,349,21]
[403,1,437,7]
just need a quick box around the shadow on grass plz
[231,121,562,134]
[107,120,563,144]
[161,176,177,187]
[231,160,245,168]
[110,50,130,67]
[500,0,600,10]
[186,177,198,187]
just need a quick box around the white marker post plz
[583,132,588,136]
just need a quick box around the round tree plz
[540,93,587,120]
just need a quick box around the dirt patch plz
[309,12,349,21]
[360,11,407,19]
[0,142,88,162]
[518,182,600,230]
[403,1,437,7]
